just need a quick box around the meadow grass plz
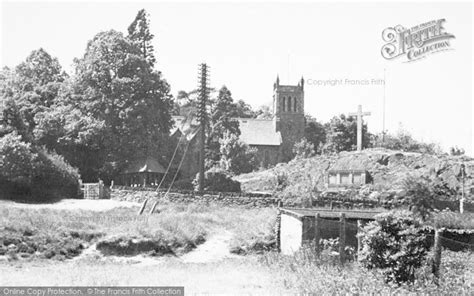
[261,246,474,295]
[0,202,277,259]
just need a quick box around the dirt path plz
[181,230,238,263]
[0,231,289,294]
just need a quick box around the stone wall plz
[111,187,283,208]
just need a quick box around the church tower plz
[273,76,305,161]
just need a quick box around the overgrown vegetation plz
[263,248,473,294]
[193,167,241,192]
[0,132,80,201]
[359,210,431,284]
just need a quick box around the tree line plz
[0,9,453,199]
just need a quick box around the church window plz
[287,97,292,112]
[282,97,286,112]
[294,97,297,112]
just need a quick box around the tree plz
[450,146,465,156]
[304,116,326,154]
[234,99,256,118]
[206,86,240,165]
[1,49,66,141]
[71,30,173,181]
[372,127,442,154]
[255,104,273,119]
[219,132,258,174]
[293,138,315,159]
[128,9,156,67]
[323,114,370,153]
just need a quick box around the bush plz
[358,210,431,284]
[192,167,241,192]
[0,132,80,201]
[293,138,315,159]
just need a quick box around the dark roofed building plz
[235,118,282,167]
[118,157,166,187]
[234,76,306,167]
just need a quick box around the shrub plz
[31,149,81,200]
[192,167,241,192]
[358,210,431,284]
[219,132,259,174]
[293,138,315,159]
[400,176,437,221]
[0,132,80,201]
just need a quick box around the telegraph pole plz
[460,163,465,213]
[197,63,209,192]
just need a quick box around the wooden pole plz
[138,199,148,215]
[339,213,346,264]
[357,220,362,260]
[197,63,209,192]
[432,228,443,285]
[314,213,321,256]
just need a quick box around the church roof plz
[236,118,282,146]
[122,157,166,174]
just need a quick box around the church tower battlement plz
[273,76,306,161]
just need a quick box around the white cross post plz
[348,105,371,152]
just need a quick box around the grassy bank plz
[0,201,277,260]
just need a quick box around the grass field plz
[1,199,473,294]
[0,201,277,259]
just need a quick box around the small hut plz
[118,157,166,187]
[279,208,382,255]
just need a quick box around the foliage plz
[400,176,442,221]
[432,210,474,229]
[127,9,156,67]
[304,116,326,154]
[372,128,442,155]
[219,132,259,175]
[450,146,465,156]
[263,248,473,295]
[0,132,80,201]
[323,114,371,153]
[192,167,241,192]
[293,138,315,159]
[358,210,431,284]
[206,86,241,165]
[1,49,66,141]
[70,29,173,181]
[254,104,273,119]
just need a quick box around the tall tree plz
[71,30,173,181]
[206,86,240,165]
[0,49,66,141]
[128,9,156,68]
[304,115,326,154]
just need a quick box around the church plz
[236,76,306,167]
[171,75,306,177]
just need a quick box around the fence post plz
[138,199,148,215]
[339,213,346,264]
[432,228,443,285]
[275,209,282,252]
[357,219,362,260]
[314,213,321,256]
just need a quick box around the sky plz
[1,1,473,155]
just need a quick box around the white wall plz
[280,213,303,255]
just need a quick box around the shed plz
[327,169,369,189]
[279,208,383,255]
[118,157,166,187]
